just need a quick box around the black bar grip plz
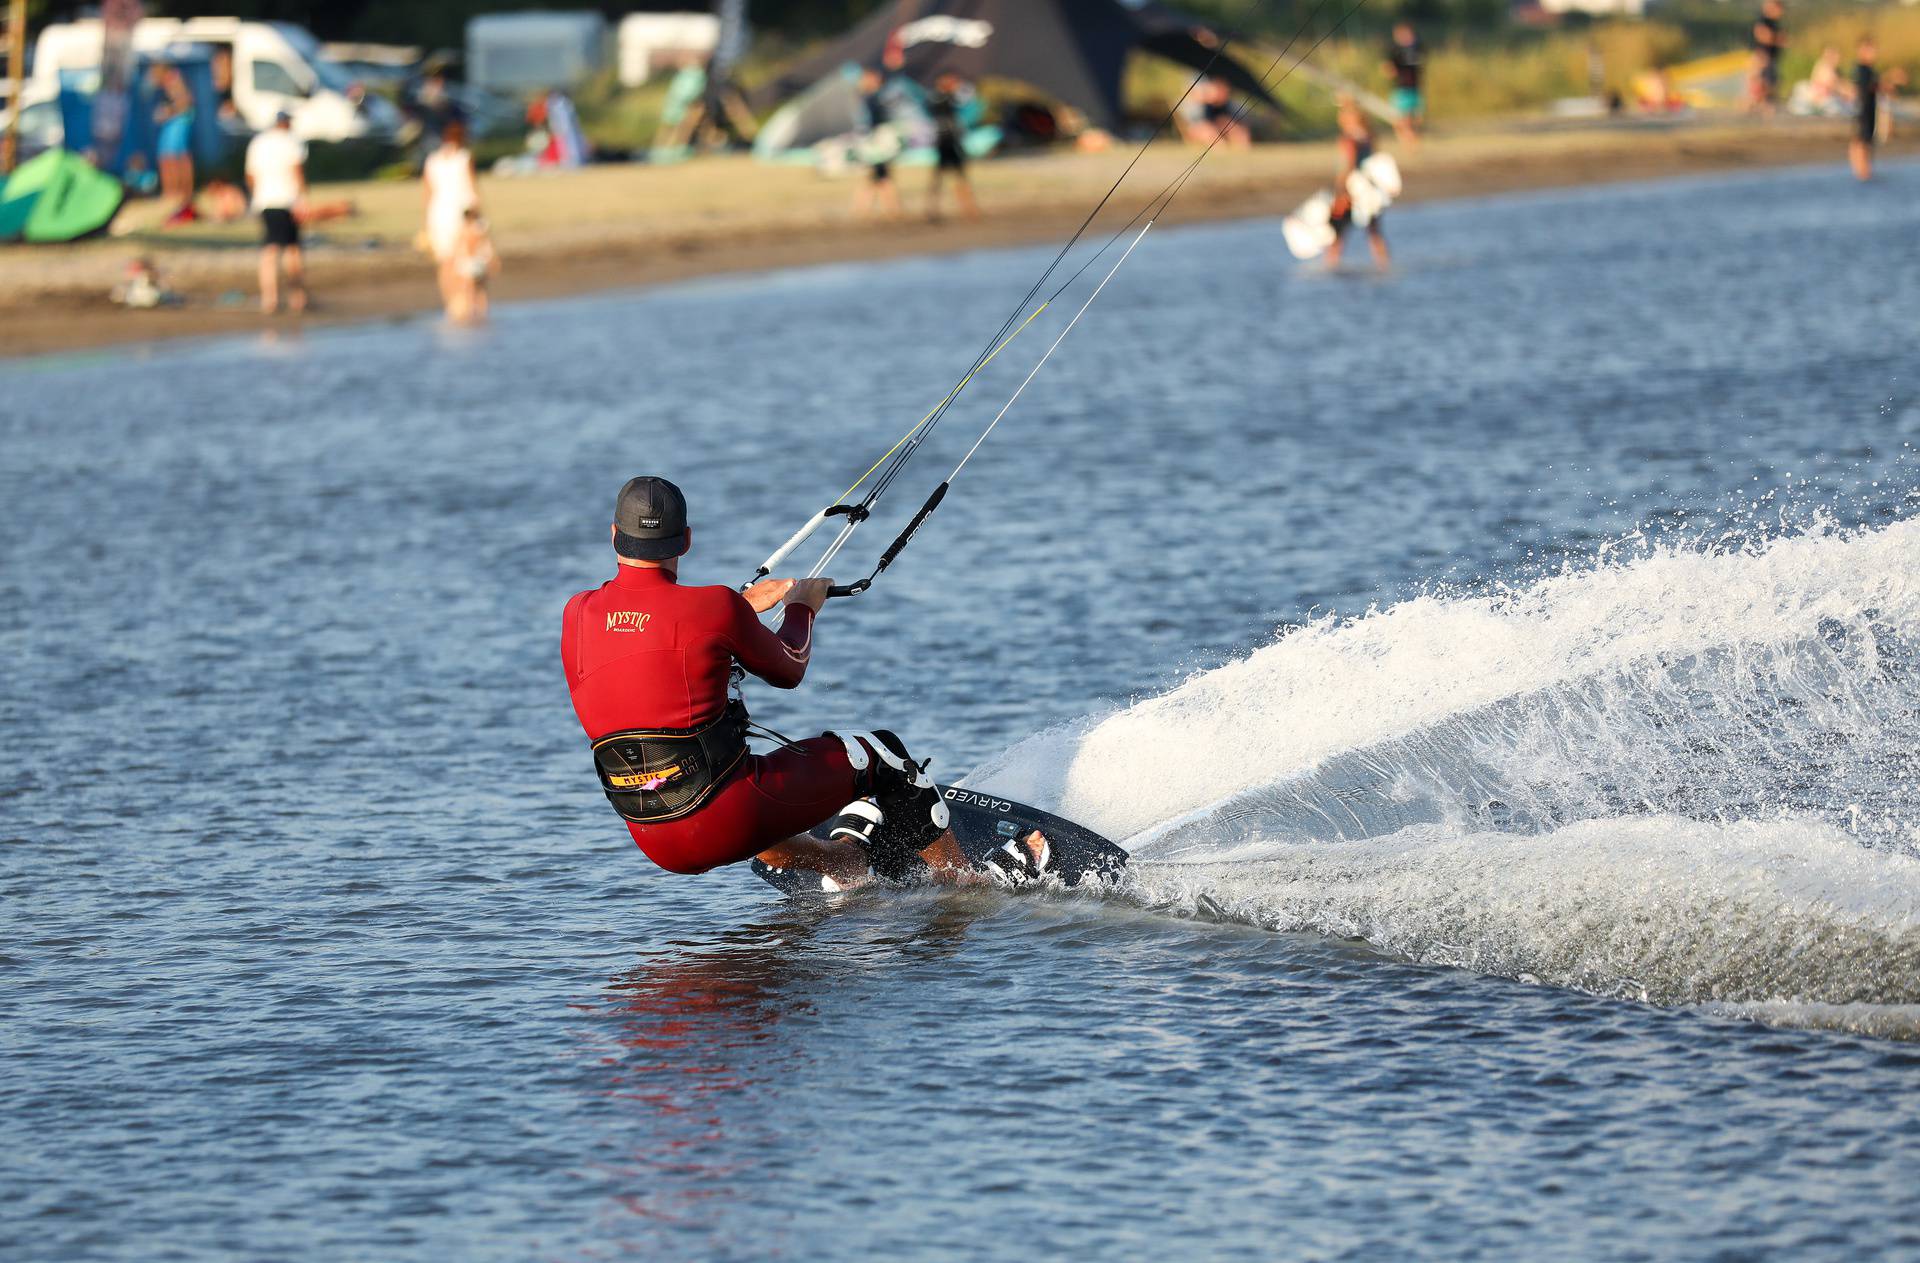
[875,482,949,575]
[826,580,870,599]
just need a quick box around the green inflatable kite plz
[0,149,126,244]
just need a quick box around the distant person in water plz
[1328,97,1389,271]
[1749,0,1785,116]
[449,208,499,323]
[1848,36,1882,181]
[925,71,982,221]
[1382,22,1425,145]
[424,120,481,319]
[854,66,903,219]
[245,111,309,315]
[1325,191,1389,271]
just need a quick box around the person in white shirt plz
[245,112,309,314]
[422,120,480,319]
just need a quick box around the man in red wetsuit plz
[563,476,980,888]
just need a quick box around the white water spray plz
[969,517,1920,1022]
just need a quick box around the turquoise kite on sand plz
[0,149,125,244]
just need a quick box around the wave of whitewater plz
[968,517,1920,1032]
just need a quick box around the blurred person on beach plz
[1328,96,1389,271]
[1749,0,1785,116]
[1178,77,1249,148]
[121,153,159,196]
[152,62,198,225]
[424,120,481,319]
[1382,22,1425,145]
[1636,67,1685,114]
[245,112,308,315]
[209,46,239,125]
[523,92,587,169]
[1791,47,1845,115]
[111,257,180,309]
[404,63,463,165]
[854,66,902,219]
[926,71,981,221]
[203,176,354,229]
[449,208,498,324]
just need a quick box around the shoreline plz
[0,119,1895,360]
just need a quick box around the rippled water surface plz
[8,161,1920,1261]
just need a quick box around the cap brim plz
[614,529,688,561]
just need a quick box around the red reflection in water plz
[573,901,986,1242]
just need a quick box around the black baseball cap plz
[613,476,689,561]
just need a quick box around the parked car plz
[25,17,400,143]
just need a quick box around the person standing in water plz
[1327,96,1390,271]
[1750,0,1786,116]
[449,208,498,323]
[244,111,308,315]
[1848,36,1882,181]
[1382,22,1425,146]
[423,120,481,319]
[562,477,1050,888]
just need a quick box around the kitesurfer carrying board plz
[1328,96,1392,271]
[562,477,1052,889]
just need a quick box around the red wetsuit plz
[562,566,858,874]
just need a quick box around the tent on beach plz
[752,0,1285,136]
[753,61,1001,166]
[0,148,125,243]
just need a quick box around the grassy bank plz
[1121,8,1920,137]
[319,6,1920,165]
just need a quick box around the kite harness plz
[592,700,751,823]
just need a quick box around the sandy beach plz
[0,118,1894,359]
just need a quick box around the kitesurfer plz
[562,477,1047,887]
[1327,97,1390,271]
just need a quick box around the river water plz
[7,161,1920,1261]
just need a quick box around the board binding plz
[752,784,1129,897]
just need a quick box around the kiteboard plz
[752,784,1130,897]
[1281,190,1338,261]
[1281,153,1403,260]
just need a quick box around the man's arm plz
[560,590,588,686]
[726,580,827,690]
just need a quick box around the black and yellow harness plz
[591,700,750,824]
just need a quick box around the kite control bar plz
[747,503,867,587]
[755,0,1367,605]
[826,482,949,599]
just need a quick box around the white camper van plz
[26,17,400,142]
[616,13,721,87]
